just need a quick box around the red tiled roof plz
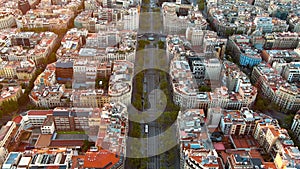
[27,110,53,116]
[83,150,120,168]
[49,140,84,147]
[13,115,22,124]
[263,162,277,169]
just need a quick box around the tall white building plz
[191,60,205,80]
[206,107,222,128]
[291,111,300,142]
[0,147,8,168]
[73,59,97,89]
[282,62,300,83]
[204,58,221,81]
[162,3,207,34]
[186,27,204,46]
[86,31,121,48]
[123,7,139,31]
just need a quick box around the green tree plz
[198,85,211,92]
[0,109,3,118]
[198,0,205,10]
[157,40,165,49]
[137,40,150,51]
[160,81,168,90]
[48,53,57,63]
[65,81,72,89]
[1,99,18,114]
[82,139,93,152]
[225,29,235,36]
[283,114,295,128]
[143,0,150,4]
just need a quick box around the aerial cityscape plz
[0,0,299,168]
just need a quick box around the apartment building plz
[168,35,257,109]
[0,121,16,148]
[0,147,8,168]
[274,146,300,169]
[170,58,200,108]
[204,58,221,81]
[29,63,67,108]
[223,61,258,106]
[86,31,121,49]
[207,3,266,36]
[71,89,98,107]
[261,50,300,65]
[253,117,294,157]
[55,58,74,84]
[162,3,207,34]
[97,61,112,78]
[84,0,101,10]
[203,31,227,59]
[2,149,73,169]
[254,17,274,33]
[72,59,97,89]
[0,59,36,80]
[95,102,128,158]
[15,8,73,31]
[186,27,204,46]
[253,17,288,33]
[287,14,300,32]
[22,110,53,128]
[220,107,258,136]
[123,7,139,31]
[191,60,205,80]
[0,13,16,30]
[226,152,268,169]
[251,63,300,112]
[0,31,58,63]
[108,60,133,105]
[227,35,262,67]
[11,31,40,48]
[224,61,248,91]
[272,17,289,32]
[291,111,300,142]
[86,30,136,62]
[0,86,22,106]
[74,9,114,32]
[177,109,223,169]
[264,32,299,50]
[2,152,22,169]
[206,107,222,128]
[53,107,101,131]
[251,30,265,50]
[40,116,55,134]
[282,62,300,83]
[56,28,88,59]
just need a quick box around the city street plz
[132,0,179,166]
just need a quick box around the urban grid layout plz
[0,0,300,168]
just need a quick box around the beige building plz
[0,13,16,29]
[252,63,300,112]
[0,121,16,148]
[0,86,22,106]
[0,147,8,168]
[108,60,133,105]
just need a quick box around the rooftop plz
[83,150,121,169]
[108,60,133,97]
